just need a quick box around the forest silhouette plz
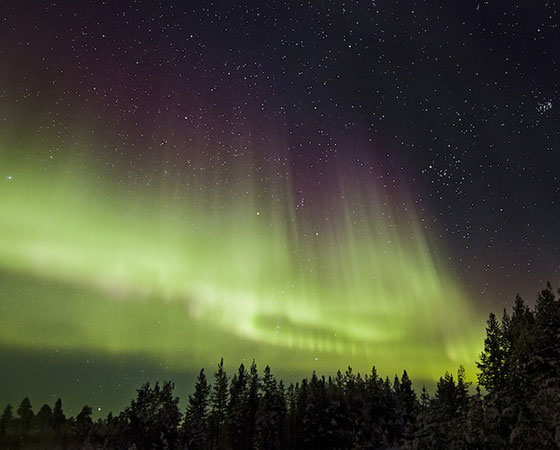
[1,283,559,449]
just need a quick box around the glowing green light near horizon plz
[0,145,483,381]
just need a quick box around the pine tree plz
[507,295,535,394]
[291,379,308,450]
[254,366,286,450]
[422,372,464,449]
[226,363,248,450]
[209,358,229,450]
[477,312,506,394]
[301,372,330,450]
[398,370,418,424]
[356,366,381,448]
[378,375,399,447]
[435,372,458,415]
[456,366,470,411]
[342,366,365,446]
[0,404,13,436]
[241,360,260,450]
[35,404,53,432]
[182,369,211,450]
[17,397,34,432]
[421,385,430,407]
[75,405,93,442]
[285,383,298,450]
[52,398,66,431]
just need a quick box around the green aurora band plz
[0,144,483,382]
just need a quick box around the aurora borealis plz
[0,147,480,364]
[1,1,559,414]
[0,140,482,400]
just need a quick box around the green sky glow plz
[0,146,483,384]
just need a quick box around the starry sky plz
[1,0,559,415]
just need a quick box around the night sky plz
[1,1,559,415]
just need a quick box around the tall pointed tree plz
[17,398,34,432]
[226,363,248,450]
[398,370,418,427]
[52,398,66,431]
[182,368,211,450]
[241,359,260,450]
[35,404,53,432]
[456,365,470,411]
[300,372,329,450]
[477,312,506,394]
[254,365,286,450]
[209,358,229,450]
[0,404,13,437]
[75,405,93,442]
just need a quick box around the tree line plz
[1,283,559,449]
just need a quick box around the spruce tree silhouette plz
[241,360,260,450]
[35,404,53,433]
[52,398,66,431]
[75,405,93,441]
[209,358,229,450]
[16,397,33,434]
[0,404,13,437]
[225,363,249,450]
[254,365,286,450]
[183,368,211,450]
[477,312,506,394]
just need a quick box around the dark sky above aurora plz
[0,0,559,415]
